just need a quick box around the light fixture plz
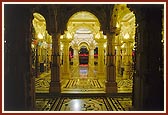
[104,43,107,48]
[60,35,63,39]
[31,43,35,48]
[38,33,43,39]
[124,33,129,39]
[116,22,120,28]
[104,35,107,39]
[121,43,125,48]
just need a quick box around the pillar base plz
[105,81,117,93]
[49,81,61,94]
[123,71,129,79]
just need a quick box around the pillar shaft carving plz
[88,48,95,77]
[71,44,79,66]
[63,42,70,73]
[71,46,79,78]
[97,40,106,77]
[123,42,133,79]
[49,33,61,93]
[115,46,121,77]
[106,32,117,93]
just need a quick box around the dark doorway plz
[79,46,89,65]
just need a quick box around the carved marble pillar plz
[97,40,106,78]
[49,33,61,93]
[88,48,95,78]
[71,45,79,78]
[123,42,133,79]
[115,46,121,77]
[105,32,117,93]
[122,42,129,79]
[62,40,70,79]
[73,47,79,66]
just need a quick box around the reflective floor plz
[35,66,133,111]
[35,66,132,93]
[36,96,132,111]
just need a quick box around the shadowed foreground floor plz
[36,95,132,111]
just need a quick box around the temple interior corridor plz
[3,3,165,112]
[35,66,133,94]
[35,65,133,111]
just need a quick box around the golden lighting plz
[124,33,129,39]
[60,44,63,50]
[116,22,120,28]
[33,13,45,21]
[95,33,100,39]
[104,35,107,39]
[104,43,107,48]
[121,43,125,48]
[60,35,63,39]
[67,33,72,39]
[31,44,35,48]
[38,33,43,39]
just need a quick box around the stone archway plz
[60,10,107,93]
[109,4,136,93]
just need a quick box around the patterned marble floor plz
[35,68,133,93]
[35,96,132,111]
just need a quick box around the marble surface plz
[36,96,132,111]
[35,67,133,93]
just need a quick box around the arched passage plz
[110,4,136,93]
[59,11,107,92]
[3,3,164,111]
[32,6,136,94]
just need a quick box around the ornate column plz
[71,44,79,78]
[61,39,71,79]
[88,42,95,78]
[72,46,79,67]
[115,45,121,77]
[123,42,129,79]
[123,41,133,79]
[35,44,39,77]
[97,39,106,78]
[105,32,117,93]
[49,33,61,93]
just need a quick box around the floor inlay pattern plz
[64,79,102,89]
[36,96,132,111]
[35,72,133,93]
[35,74,50,93]
[117,79,133,93]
